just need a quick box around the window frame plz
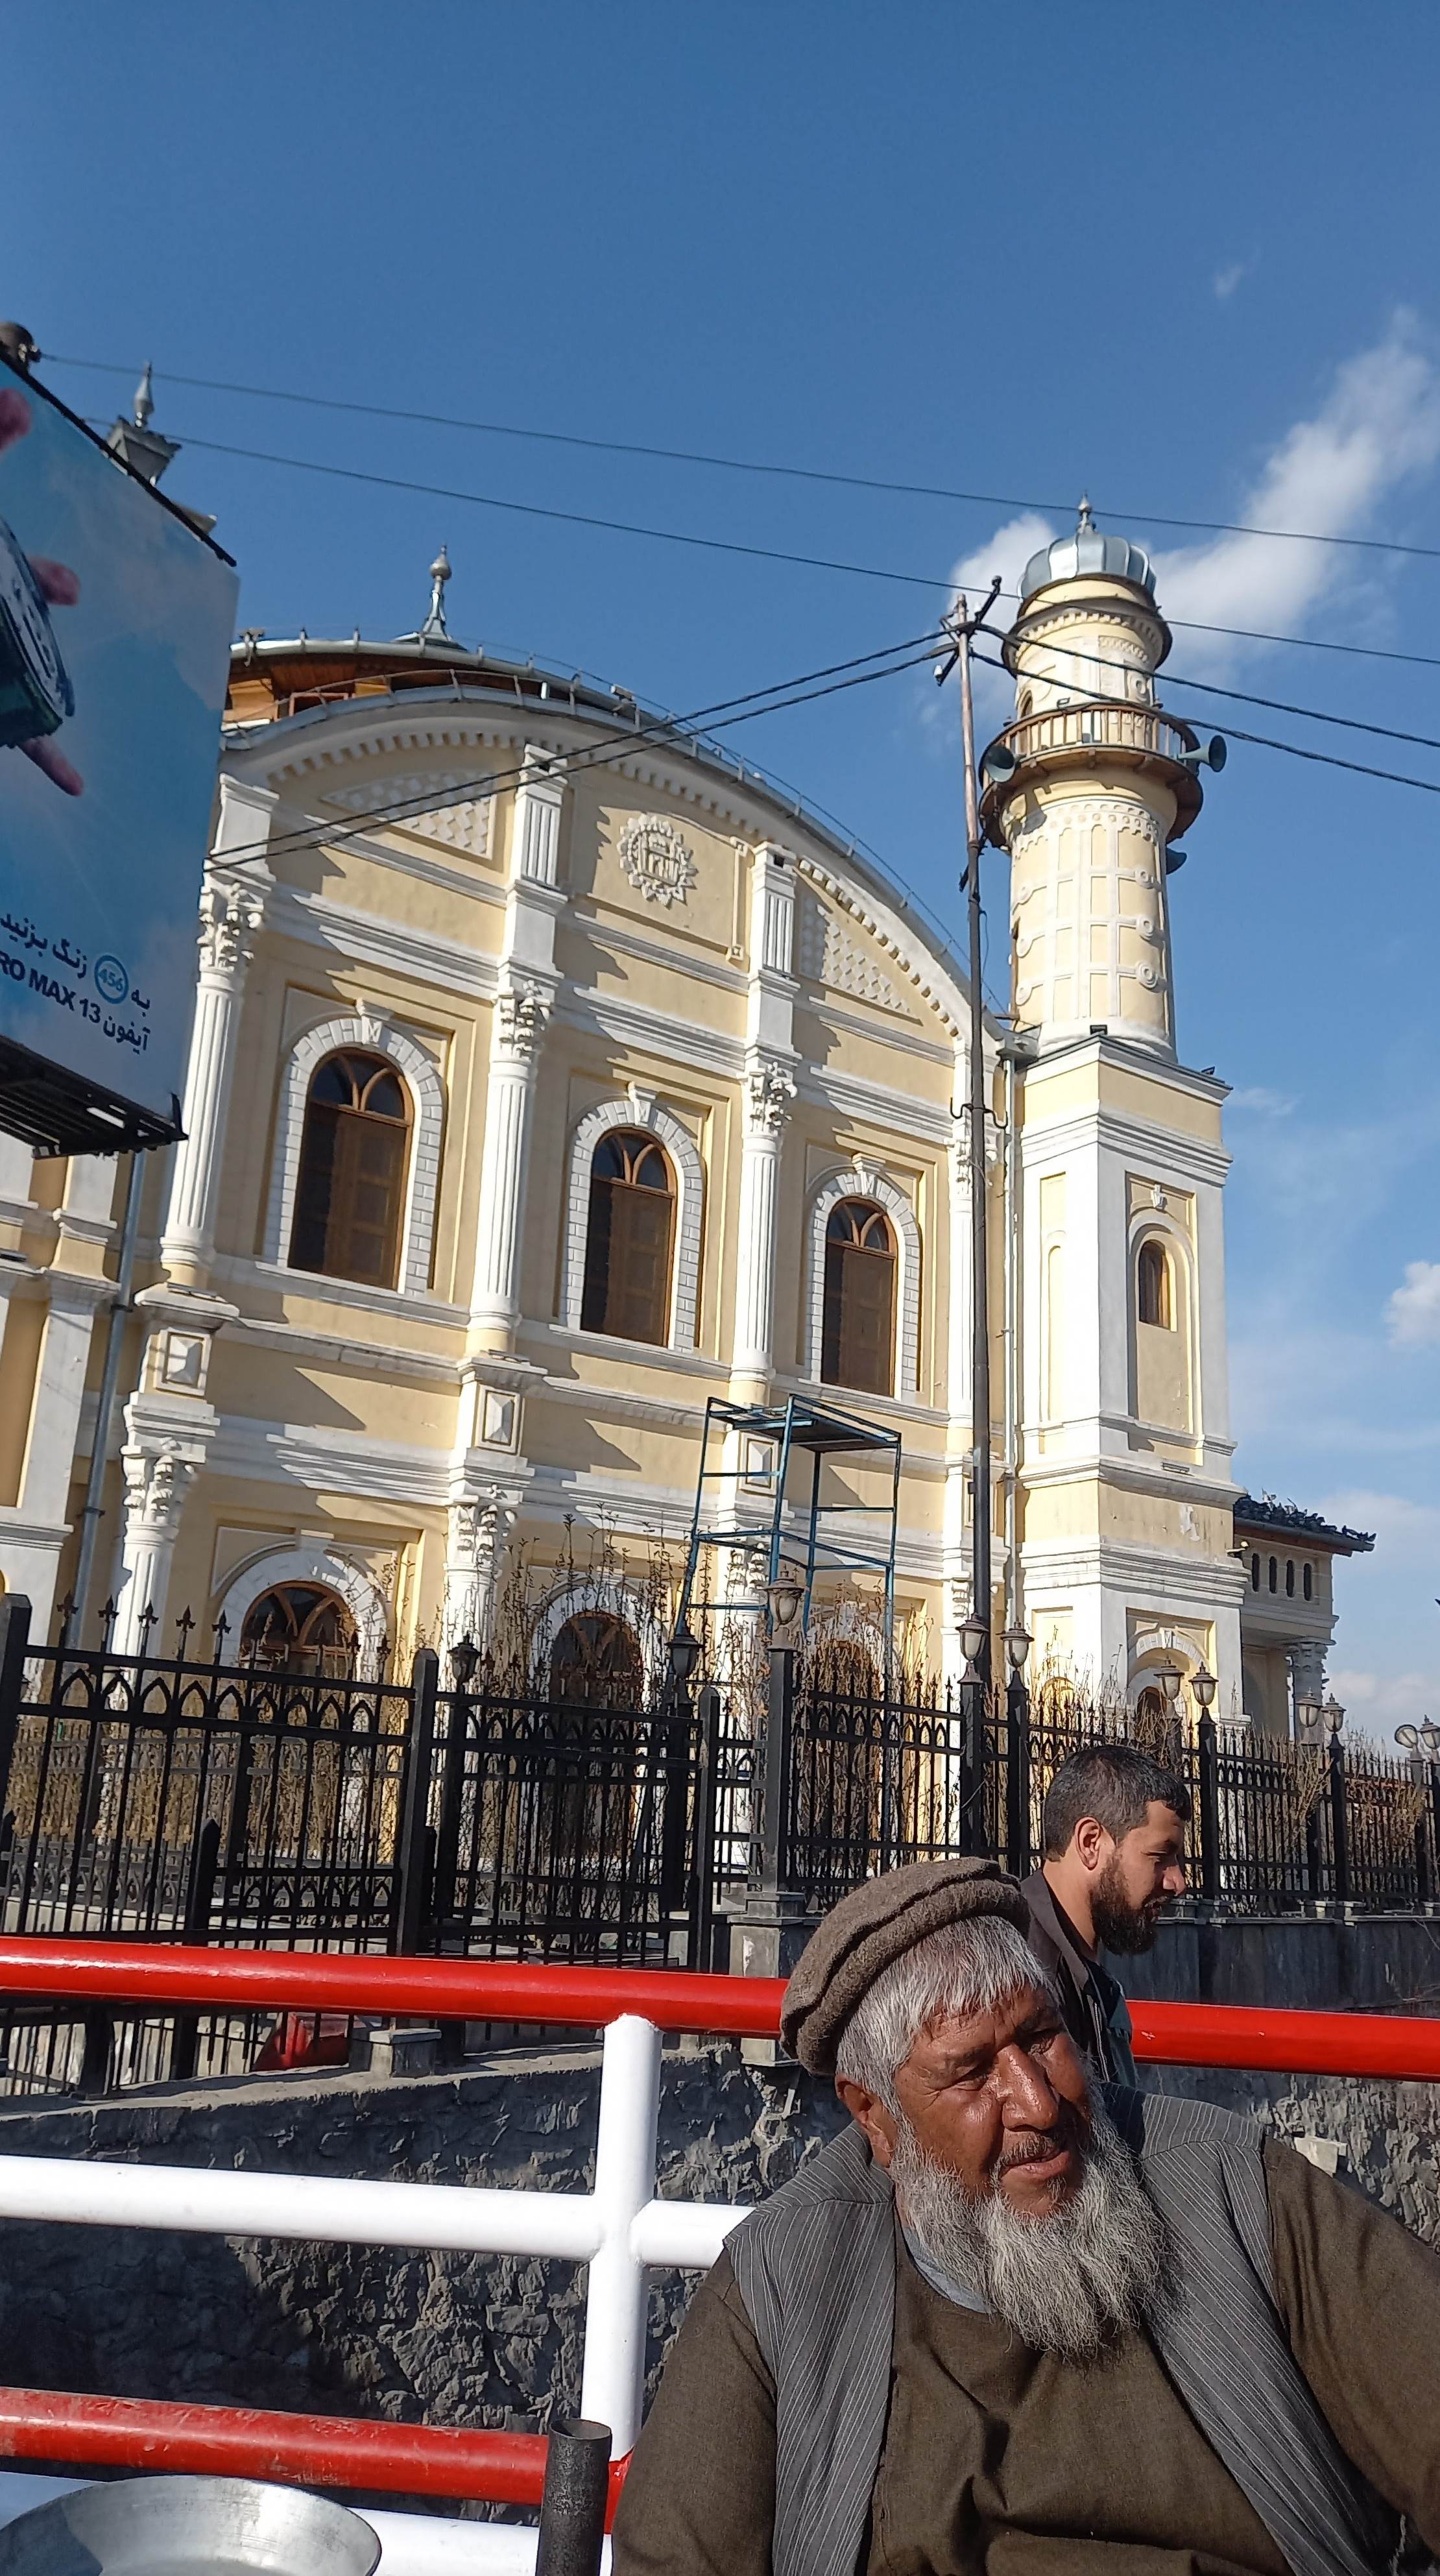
[266,1014,445,1298]
[561,1097,703,1350]
[290,1049,413,1290]
[579,1128,677,1347]
[820,1197,898,1396]
[806,1165,920,1400]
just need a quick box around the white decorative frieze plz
[322,772,494,857]
[618,814,697,908]
[797,896,907,1014]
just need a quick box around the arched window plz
[240,1583,358,1677]
[580,1130,675,1344]
[289,1051,411,1287]
[1286,1559,1295,1597]
[1268,1556,1278,1593]
[1136,1237,1172,1329]
[821,1199,896,1395]
[1251,1553,1261,1591]
[1303,1562,1314,1601]
[549,1612,644,1708]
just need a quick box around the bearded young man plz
[612,1860,1440,2576]
[1022,1745,1191,2085]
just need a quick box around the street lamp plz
[448,1634,480,1693]
[1422,1719,1440,1758]
[1003,1623,1032,1675]
[667,1622,702,1688]
[765,1570,805,1644]
[1323,1695,1345,1739]
[958,1610,987,1678]
[1192,1666,1217,1714]
[1397,1724,1421,1752]
[1296,1693,1323,1741]
[1158,1664,1183,1705]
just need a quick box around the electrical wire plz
[970,651,1440,799]
[49,350,1440,568]
[218,630,948,871]
[976,630,1440,759]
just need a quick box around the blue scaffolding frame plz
[676,1395,902,1653]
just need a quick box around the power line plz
[49,350,1440,568]
[971,650,1440,800]
[221,630,948,871]
[979,632,1440,758]
[80,417,1440,681]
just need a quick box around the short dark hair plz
[1042,1745,1192,1860]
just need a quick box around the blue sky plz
[6,1,1440,1725]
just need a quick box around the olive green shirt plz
[613,2138,1440,2576]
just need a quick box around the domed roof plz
[1020,500,1156,605]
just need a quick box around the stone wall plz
[1122,1908,1440,2013]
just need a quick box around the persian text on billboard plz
[0,361,237,1124]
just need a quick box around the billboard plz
[0,352,237,1154]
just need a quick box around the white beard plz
[891,2096,1171,2363]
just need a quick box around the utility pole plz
[937,579,1001,1683]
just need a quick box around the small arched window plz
[240,1583,358,1677]
[1303,1562,1314,1601]
[290,1051,411,1287]
[821,1199,896,1395]
[1016,690,1033,721]
[1268,1556,1278,1594]
[549,1612,644,1708]
[1136,1237,1172,1329]
[1286,1559,1295,1598]
[581,1130,675,1344]
[1251,1553,1261,1591]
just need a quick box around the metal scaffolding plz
[676,1395,902,1650]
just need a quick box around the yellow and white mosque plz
[0,508,1371,1729]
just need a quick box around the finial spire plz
[421,542,452,640]
[134,362,155,430]
[1076,492,1094,532]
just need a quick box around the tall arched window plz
[290,1051,411,1287]
[1136,1237,1172,1328]
[549,1612,644,1708]
[240,1583,359,1677]
[580,1130,675,1344]
[821,1199,896,1395]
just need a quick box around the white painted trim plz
[560,1098,703,1351]
[214,1542,391,1677]
[265,1015,446,1298]
[804,1166,921,1399]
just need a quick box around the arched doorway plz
[240,1583,359,1678]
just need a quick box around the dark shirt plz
[612,2137,1440,2576]
[1021,1869,1136,2085]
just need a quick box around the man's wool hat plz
[780,1856,1031,2076]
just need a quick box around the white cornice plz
[210,1413,451,1507]
[225,1314,461,1385]
[568,908,749,998]
[211,1253,468,1331]
[1020,1100,1230,1188]
[1020,1536,1247,1608]
[793,1063,953,1147]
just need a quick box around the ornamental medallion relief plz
[617,814,697,907]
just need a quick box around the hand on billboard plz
[0,387,83,797]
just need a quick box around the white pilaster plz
[20,1280,108,1529]
[161,776,275,1286]
[112,1438,204,1656]
[466,749,566,1354]
[730,1059,795,1387]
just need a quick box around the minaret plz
[980,502,1220,1060]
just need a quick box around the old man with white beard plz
[613,1860,1440,2576]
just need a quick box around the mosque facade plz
[0,521,1370,1731]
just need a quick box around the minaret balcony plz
[979,698,1204,842]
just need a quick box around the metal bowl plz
[0,2476,381,2575]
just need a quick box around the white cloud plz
[1227,1085,1296,1117]
[1153,318,1440,664]
[1319,1487,1440,1564]
[937,321,1440,702]
[1387,1259,1440,1347]
[1213,261,1247,302]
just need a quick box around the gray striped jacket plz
[726,2090,1400,2576]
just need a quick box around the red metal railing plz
[0,1938,1434,2523]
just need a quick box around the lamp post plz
[935,581,1003,1686]
[1191,1665,1219,1905]
[659,1620,702,1947]
[729,1568,817,2051]
[1324,1695,1349,1908]
[1397,1718,1440,1909]
[955,1607,989,1858]
[1002,1623,1031,1878]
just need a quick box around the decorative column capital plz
[197,869,267,982]
[744,1056,797,1138]
[120,1439,202,1544]
[495,979,553,1063]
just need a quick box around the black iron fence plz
[0,1593,1435,2096]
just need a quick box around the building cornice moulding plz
[267,884,501,998]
